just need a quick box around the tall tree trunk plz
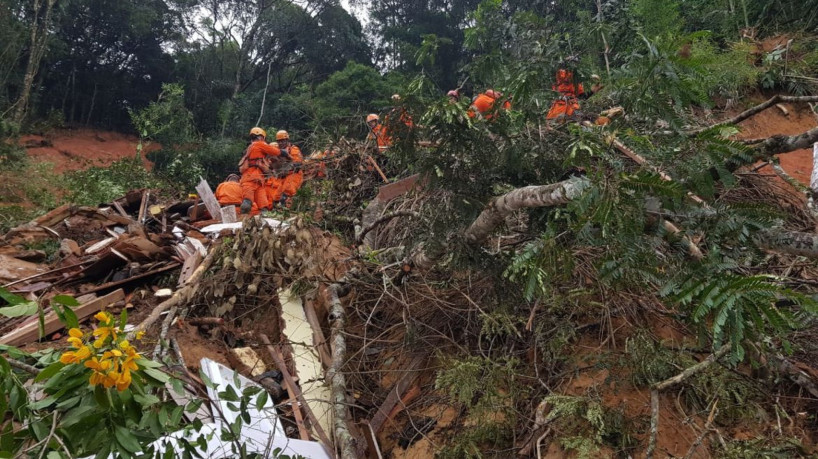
[12,0,58,125]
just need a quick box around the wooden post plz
[195,178,223,222]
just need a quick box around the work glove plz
[279,193,289,207]
[240,198,253,214]
[279,150,291,160]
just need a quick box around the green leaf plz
[0,301,38,318]
[142,367,170,384]
[0,288,26,305]
[133,393,161,406]
[61,404,97,428]
[185,398,203,413]
[94,385,110,409]
[52,295,79,307]
[255,391,268,410]
[115,425,142,454]
[119,309,128,331]
[63,307,79,330]
[35,361,65,382]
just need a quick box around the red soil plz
[735,100,817,186]
[19,128,156,174]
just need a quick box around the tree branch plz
[355,211,419,245]
[465,177,591,245]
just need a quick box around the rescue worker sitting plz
[216,174,257,215]
[271,130,303,208]
[366,114,391,150]
[238,127,285,215]
[468,89,511,120]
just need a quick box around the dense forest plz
[3,0,818,458]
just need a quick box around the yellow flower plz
[84,357,111,372]
[59,345,92,364]
[135,331,145,340]
[103,371,119,389]
[94,311,112,323]
[102,349,123,359]
[115,370,132,392]
[67,337,83,348]
[89,371,106,386]
[118,340,131,351]
[68,328,83,338]
[92,326,117,346]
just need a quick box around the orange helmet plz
[485,89,501,99]
[276,130,289,140]
[249,127,266,138]
[366,114,379,123]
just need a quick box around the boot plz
[240,198,252,214]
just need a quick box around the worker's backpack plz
[238,145,271,174]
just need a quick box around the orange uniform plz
[239,140,281,211]
[546,69,585,120]
[468,92,511,120]
[217,180,257,214]
[281,145,303,197]
[367,124,391,149]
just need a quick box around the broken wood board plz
[195,178,223,223]
[376,174,423,202]
[177,251,204,287]
[368,353,426,433]
[279,289,333,438]
[220,205,237,224]
[0,255,47,284]
[303,296,332,369]
[0,289,125,346]
[78,262,180,295]
[227,347,267,377]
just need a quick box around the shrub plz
[62,158,167,206]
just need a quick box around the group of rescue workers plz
[215,61,600,216]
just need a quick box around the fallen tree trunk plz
[327,283,357,459]
[465,177,591,245]
[755,229,818,259]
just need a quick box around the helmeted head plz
[391,94,401,102]
[446,89,460,101]
[276,130,290,147]
[485,89,501,99]
[366,113,379,128]
[249,127,266,140]
[226,174,240,183]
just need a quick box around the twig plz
[683,399,718,459]
[35,412,59,459]
[153,304,178,359]
[646,344,730,459]
[8,359,39,375]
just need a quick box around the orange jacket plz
[553,69,584,98]
[281,145,304,196]
[367,124,391,149]
[468,93,512,120]
[240,140,281,176]
[546,69,585,120]
[215,181,243,206]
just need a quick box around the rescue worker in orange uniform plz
[217,174,257,215]
[366,114,391,150]
[546,68,586,121]
[238,127,284,214]
[468,89,511,120]
[275,130,303,207]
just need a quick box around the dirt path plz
[20,128,156,173]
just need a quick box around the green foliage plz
[63,158,166,206]
[543,394,636,458]
[632,0,682,38]
[435,355,525,457]
[130,83,196,147]
[623,331,680,387]
[718,437,809,458]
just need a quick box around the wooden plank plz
[78,262,181,295]
[368,354,426,433]
[303,297,332,370]
[111,200,129,218]
[259,334,334,452]
[376,174,421,202]
[220,206,237,224]
[0,289,125,346]
[177,251,203,287]
[195,178,222,223]
[32,204,73,227]
[137,190,149,223]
